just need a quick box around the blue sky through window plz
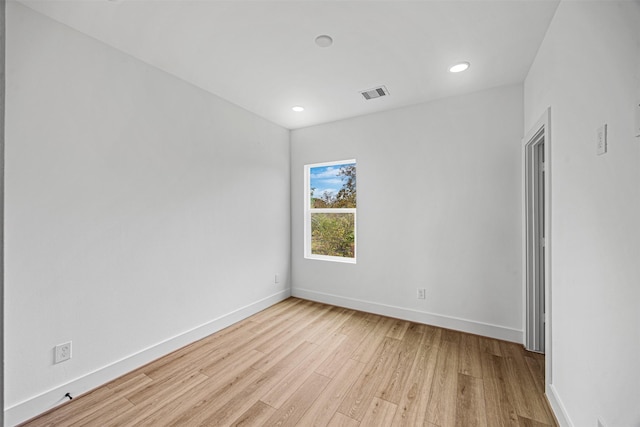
[309,162,355,199]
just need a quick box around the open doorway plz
[523,109,551,362]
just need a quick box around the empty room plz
[3,0,640,426]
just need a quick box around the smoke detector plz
[360,85,390,100]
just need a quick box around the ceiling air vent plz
[360,85,390,100]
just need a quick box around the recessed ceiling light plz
[315,35,333,48]
[449,62,470,73]
[292,106,305,112]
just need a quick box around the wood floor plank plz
[126,370,203,406]
[349,315,395,364]
[254,303,328,354]
[523,355,557,424]
[455,373,487,427]
[257,304,345,359]
[391,325,442,426]
[306,306,354,344]
[141,318,257,381]
[425,329,461,426]
[360,397,398,425]
[198,349,265,391]
[137,368,264,426]
[260,332,346,409]
[478,335,503,357]
[68,397,134,427]
[23,374,149,427]
[106,373,211,426]
[196,341,319,426]
[376,322,424,404]
[199,348,265,381]
[327,412,360,427]
[245,313,321,373]
[386,318,411,340]
[315,337,359,379]
[248,297,302,323]
[459,333,483,378]
[500,341,534,420]
[338,337,402,421]
[481,352,520,427]
[337,311,380,338]
[138,336,256,385]
[262,372,331,426]
[518,415,553,427]
[313,311,382,379]
[63,373,151,426]
[20,298,557,427]
[246,299,313,336]
[500,341,554,424]
[524,354,546,395]
[229,401,276,427]
[134,319,262,379]
[315,313,376,379]
[297,358,367,427]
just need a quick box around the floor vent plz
[360,85,389,100]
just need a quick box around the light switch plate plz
[596,124,607,155]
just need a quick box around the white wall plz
[291,84,524,342]
[4,3,290,425]
[524,2,640,426]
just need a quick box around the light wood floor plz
[21,298,557,426]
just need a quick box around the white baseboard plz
[291,288,522,343]
[547,383,573,427]
[4,289,290,427]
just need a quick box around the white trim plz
[310,208,356,214]
[4,289,290,427]
[304,159,357,170]
[547,384,574,427]
[307,252,357,264]
[292,287,523,343]
[543,110,553,385]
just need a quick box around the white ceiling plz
[18,0,560,130]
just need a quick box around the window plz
[304,159,356,263]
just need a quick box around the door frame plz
[522,108,552,382]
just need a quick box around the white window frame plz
[304,159,357,264]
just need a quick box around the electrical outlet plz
[274,274,279,284]
[54,342,72,364]
[417,288,426,299]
